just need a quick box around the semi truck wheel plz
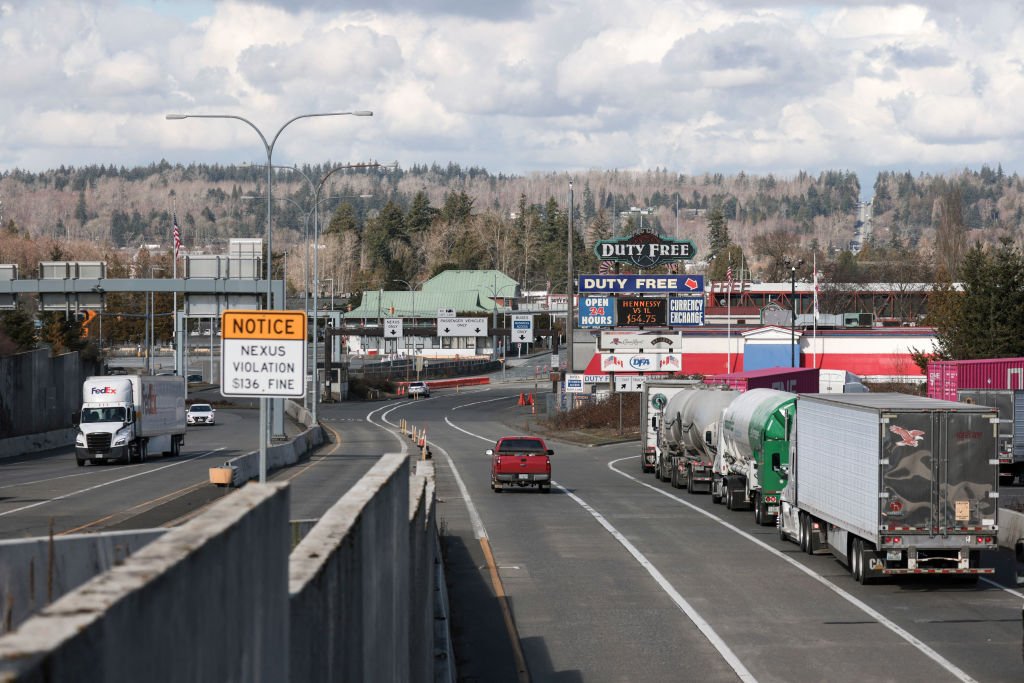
[670,465,679,488]
[798,514,808,552]
[851,538,863,582]
[753,494,763,525]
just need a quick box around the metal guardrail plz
[351,357,499,380]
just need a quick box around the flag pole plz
[812,253,818,368]
[726,255,732,373]
[172,201,178,376]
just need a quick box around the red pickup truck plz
[488,436,553,493]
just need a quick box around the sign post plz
[221,309,307,483]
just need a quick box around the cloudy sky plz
[3,0,1023,196]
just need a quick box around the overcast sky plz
[2,0,1023,197]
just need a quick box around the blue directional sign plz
[578,296,615,328]
[669,296,705,326]
[578,274,704,294]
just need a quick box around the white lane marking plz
[365,403,412,455]
[452,395,514,411]
[607,456,979,683]
[554,481,757,683]
[445,417,755,682]
[0,470,98,491]
[980,577,1024,598]
[378,411,486,539]
[0,448,225,519]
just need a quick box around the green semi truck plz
[711,388,796,526]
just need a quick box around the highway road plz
[7,372,1024,682]
[380,383,1024,683]
[0,394,401,540]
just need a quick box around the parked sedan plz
[187,403,216,426]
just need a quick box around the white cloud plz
[2,0,1024,190]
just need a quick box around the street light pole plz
[166,110,372,482]
[786,258,804,367]
[566,180,575,376]
[311,164,388,420]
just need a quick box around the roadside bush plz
[546,392,642,431]
[349,376,395,399]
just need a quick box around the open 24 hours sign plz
[578,296,615,328]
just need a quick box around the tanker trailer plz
[661,389,739,492]
[712,388,796,525]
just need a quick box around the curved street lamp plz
[166,110,372,482]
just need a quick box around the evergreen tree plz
[440,191,474,225]
[927,241,1024,360]
[406,190,436,233]
[0,305,36,354]
[582,182,596,222]
[706,206,729,258]
[324,202,358,236]
[75,191,88,227]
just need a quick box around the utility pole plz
[566,180,574,376]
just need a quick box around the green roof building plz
[344,270,519,319]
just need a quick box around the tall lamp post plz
[312,164,391,419]
[785,258,805,367]
[166,110,372,483]
[392,278,419,370]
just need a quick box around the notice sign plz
[221,309,306,398]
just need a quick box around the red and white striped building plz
[579,280,940,383]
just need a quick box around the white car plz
[187,403,216,425]
[407,381,430,398]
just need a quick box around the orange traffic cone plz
[527,393,535,406]
[518,392,525,406]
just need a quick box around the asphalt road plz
[7,371,1024,682]
[0,390,405,539]
[386,383,1024,683]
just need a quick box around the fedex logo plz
[91,386,118,395]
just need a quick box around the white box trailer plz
[639,379,701,474]
[74,375,187,466]
[779,393,999,583]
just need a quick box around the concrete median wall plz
[0,484,291,682]
[408,460,438,681]
[0,530,165,634]
[0,453,443,681]
[211,399,325,486]
[289,451,412,683]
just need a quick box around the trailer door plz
[940,411,998,530]
[880,411,935,531]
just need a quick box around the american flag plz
[598,260,614,275]
[173,213,182,258]
[726,264,733,287]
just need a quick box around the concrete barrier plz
[408,460,437,681]
[289,452,413,682]
[1,443,446,680]
[0,484,291,682]
[208,399,325,487]
[0,428,76,462]
[0,530,164,633]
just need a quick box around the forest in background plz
[0,161,1022,304]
